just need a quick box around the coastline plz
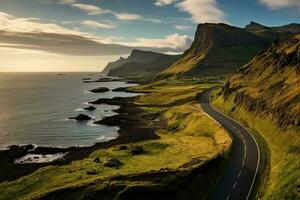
[0,86,158,183]
[0,79,233,200]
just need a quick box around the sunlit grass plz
[213,94,300,200]
[0,79,231,200]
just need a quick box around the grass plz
[161,53,206,76]
[0,79,231,200]
[213,94,300,200]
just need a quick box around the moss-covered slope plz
[223,34,300,127]
[212,34,300,200]
[160,23,300,78]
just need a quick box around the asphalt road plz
[199,87,260,200]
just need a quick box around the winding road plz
[199,87,260,200]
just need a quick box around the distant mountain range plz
[223,34,300,127]
[102,50,180,77]
[102,22,300,78]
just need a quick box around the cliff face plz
[102,57,126,74]
[160,22,300,78]
[102,49,180,77]
[102,50,163,75]
[223,34,300,127]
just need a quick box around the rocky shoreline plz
[0,92,158,183]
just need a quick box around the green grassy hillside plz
[213,34,300,199]
[0,80,231,200]
[223,34,300,127]
[213,95,300,200]
[159,23,300,78]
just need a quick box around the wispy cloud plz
[258,0,300,10]
[81,20,117,29]
[0,11,130,55]
[121,33,193,52]
[56,1,161,23]
[71,3,108,15]
[154,0,226,23]
[176,0,226,23]
[0,11,189,56]
[114,13,142,21]
[145,18,163,23]
[174,25,193,30]
[58,0,77,4]
[154,0,178,7]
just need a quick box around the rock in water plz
[69,114,92,121]
[90,87,110,93]
[104,158,122,168]
[84,106,96,111]
[112,87,127,92]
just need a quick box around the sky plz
[0,0,299,72]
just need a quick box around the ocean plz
[0,72,139,149]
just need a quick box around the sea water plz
[0,72,139,148]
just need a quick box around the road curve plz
[199,87,260,200]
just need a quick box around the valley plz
[1,21,299,200]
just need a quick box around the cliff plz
[223,34,300,127]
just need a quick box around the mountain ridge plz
[102,50,180,77]
[159,22,300,78]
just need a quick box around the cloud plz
[258,0,300,10]
[81,20,116,29]
[154,0,178,7]
[58,0,77,4]
[0,31,133,56]
[0,11,190,57]
[121,33,193,52]
[145,18,163,23]
[114,13,142,21]
[154,0,226,23]
[176,0,226,23]
[113,13,161,23]
[71,3,108,15]
[53,1,161,23]
[0,11,131,56]
[174,25,193,30]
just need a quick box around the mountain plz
[223,34,300,127]
[102,49,180,77]
[271,23,300,34]
[245,21,300,41]
[159,22,300,78]
[102,57,127,74]
[245,21,271,31]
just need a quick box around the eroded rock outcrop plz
[223,35,300,127]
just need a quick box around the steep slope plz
[102,49,180,77]
[102,50,163,75]
[160,23,270,77]
[160,22,300,78]
[213,34,300,200]
[223,34,300,126]
[102,57,127,74]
